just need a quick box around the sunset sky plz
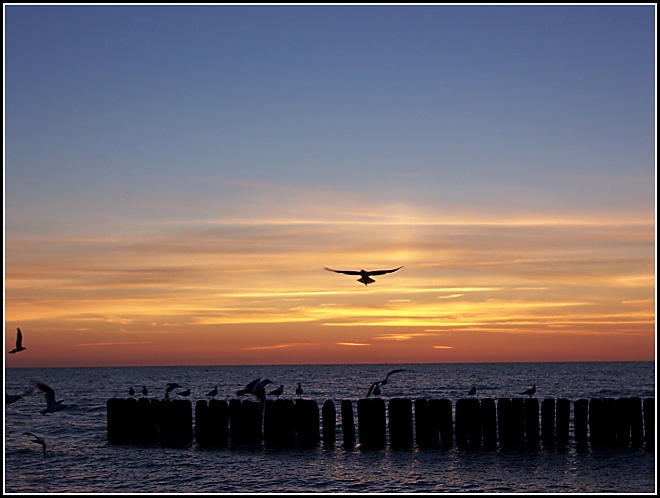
[4,5,656,368]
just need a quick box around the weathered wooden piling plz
[456,398,481,447]
[614,397,631,446]
[159,399,193,446]
[322,400,336,446]
[414,399,437,449]
[574,399,588,443]
[511,398,525,446]
[541,398,555,446]
[209,399,229,444]
[195,400,210,444]
[228,399,242,443]
[228,399,262,445]
[524,398,539,446]
[436,399,453,447]
[341,400,356,447]
[643,398,654,449]
[497,398,512,447]
[388,398,413,449]
[107,398,136,444]
[135,397,159,444]
[357,398,386,448]
[481,398,497,447]
[602,398,617,444]
[556,398,570,445]
[264,399,295,447]
[295,399,320,446]
[629,397,644,446]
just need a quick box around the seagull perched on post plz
[32,380,71,414]
[324,266,403,285]
[177,389,191,397]
[468,386,476,397]
[141,386,148,396]
[24,432,47,457]
[9,328,27,354]
[268,385,284,399]
[206,386,218,397]
[520,384,536,397]
[296,382,304,398]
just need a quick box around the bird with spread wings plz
[325,266,403,285]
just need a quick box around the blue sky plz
[4,5,656,366]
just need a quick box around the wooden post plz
[497,398,512,447]
[322,400,336,447]
[414,399,436,449]
[629,397,644,446]
[556,398,570,445]
[208,399,229,445]
[195,400,210,445]
[341,400,356,447]
[159,399,192,446]
[481,398,497,448]
[541,398,555,446]
[456,398,480,448]
[602,398,617,444]
[589,398,604,445]
[357,398,386,448]
[389,398,413,449]
[242,400,263,445]
[295,399,319,446]
[228,399,242,445]
[511,398,525,446]
[643,398,654,450]
[436,399,453,447]
[524,398,539,447]
[614,397,631,446]
[574,399,588,444]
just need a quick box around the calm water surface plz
[4,362,656,493]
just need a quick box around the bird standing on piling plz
[296,382,304,398]
[269,385,284,399]
[141,386,148,396]
[164,383,180,400]
[468,386,476,397]
[206,386,218,397]
[128,387,135,396]
[177,389,191,397]
[9,328,27,354]
[520,384,536,397]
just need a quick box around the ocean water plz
[4,362,656,493]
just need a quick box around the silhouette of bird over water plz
[269,385,284,399]
[24,432,47,457]
[6,387,33,406]
[128,387,135,396]
[177,389,191,397]
[520,384,536,397]
[296,382,304,398]
[164,383,180,400]
[141,386,148,396]
[9,328,27,354]
[206,386,218,397]
[237,378,272,414]
[32,380,71,414]
[324,266,403,285]
[367,368,406,397]
[468,386,476,397]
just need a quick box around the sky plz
[4,4,656,368]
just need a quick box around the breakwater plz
[107,396,654,450]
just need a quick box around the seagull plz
[296,382,304,398]
[367,382,382,397]
[141,386,148,396]
[164,382,180,400]
[6,387,33,406]
[324,266,403,285]
[9,327,27,354]
[32,380,70,414]
[520,384,536,397]
[128,387,135,396]
[380,368,407,386]
[177,389,191,397]
[268,385,284,399]
[206,386,218,397]
[468,386,476,397]
[237,378,272,415]
[24,432,47,457]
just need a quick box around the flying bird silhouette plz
[9,328,27,354]
[367,369,406,397]
[206,386,218,397]
[24,432,47,457]
[237,378,272,414]
[324,266,403,285]
[520,384,536,397]
[32,380,71,414]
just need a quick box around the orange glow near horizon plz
[4,213,656,368]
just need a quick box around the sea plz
[4,362,657,494]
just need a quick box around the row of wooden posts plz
[107,396,655,450]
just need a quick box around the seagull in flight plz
[24,432,47,457]
[237,378,272,415]
[32,380,70,414]
[325,266,403,285]
[520,384,536,397]
[367,369,407,397]
[9,327,27,354]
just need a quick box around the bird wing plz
[324,267,362,276]
[16,328,23,349]
[32,381,56,406]
[366,266,403,276]
[244,377,261,393]
[367,381,380,397]
[385,368,406,380]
